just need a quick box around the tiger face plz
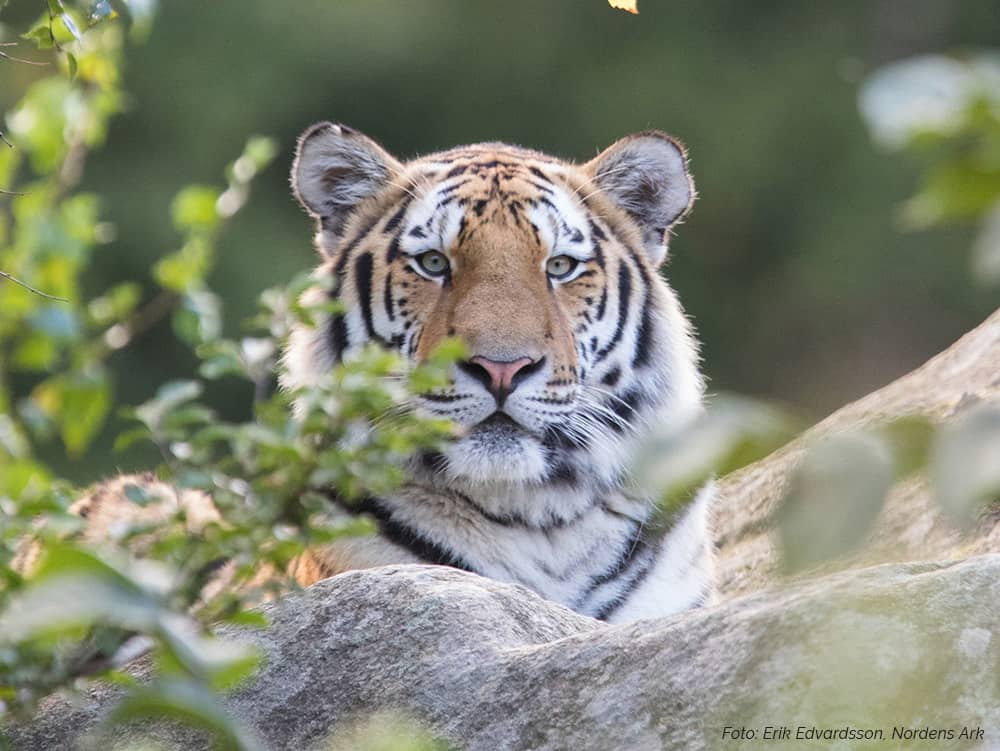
[286,123,703,500]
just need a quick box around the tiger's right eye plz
[415,250,450,277]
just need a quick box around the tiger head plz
[285,123,703,499]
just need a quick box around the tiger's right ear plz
[292,122,403,245]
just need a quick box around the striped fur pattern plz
[284,123,714,622]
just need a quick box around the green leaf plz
[222,611,268,629]
[88,282,141,326]
[106,678,264,751]
[900,159,1000,229]
[778,432,895,573]
[157,620,261,690]
[633,394,796,515]
[55,13,81,43]
[154,236,211,292]
[172,289,222,347]
[133,380,204,432]
[113,426,150,453]
[30,370,111,455]
[170,185,220,233]
[123,483,153,506]
[931,405,1000,526]
[21,21,55,50]
[0,572,156,642]
[880,414,935,477]
[242,137,279,172]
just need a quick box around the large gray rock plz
[12,559,1000,750]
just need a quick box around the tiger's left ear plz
[584,131,695,266]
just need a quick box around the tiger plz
[280,122,714,622]
[27,124,714,624]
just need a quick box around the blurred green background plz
[1,0,998,483]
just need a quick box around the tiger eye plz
[416,250,449,277]
[546,255,578,280]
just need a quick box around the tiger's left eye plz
[416,250,450,277]
[546,255,579,280]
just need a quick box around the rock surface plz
[10,308,1000,750]
[12,559,1000,750]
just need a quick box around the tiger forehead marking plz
[401,150,587,371]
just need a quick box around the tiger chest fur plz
[284,123,714,622]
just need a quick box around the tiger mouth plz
[474,412,533,436]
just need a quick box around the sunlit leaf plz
[608,0,638,14]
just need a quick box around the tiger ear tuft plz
[585,132,695,265]
[292,122,402,244]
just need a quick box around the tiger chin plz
[282,123,715,622]
[43,125,716,625]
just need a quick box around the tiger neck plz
[404,453,641,530]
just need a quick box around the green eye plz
[546,255,579,280]
[416,250,449,277]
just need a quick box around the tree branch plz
[0,270,69,302]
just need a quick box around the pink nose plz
[463,356,538,405]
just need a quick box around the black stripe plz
[420,392,466,403]
[357,498,475,571]
[596,283,608,321]
[419,450,448,474]
[354,252,382,343]
[583,520,646,594]
[631,295,653,368]
[592,546,658,621]
[383,196,413,234]
[451,490,531,528]
[588,221,606,269]
[542,424,589,451]
[385,234,401,263]
[544,461,578,485]
[593,263,632,363]
[383,271,395,321]
[611,388,643,425]
[528,166,553,185]
[527,180,555,195]
[328,314,348,360]
[334,213,381,277]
